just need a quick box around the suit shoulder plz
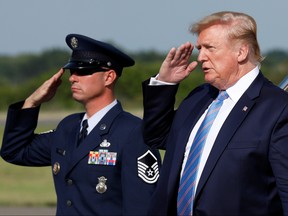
[57,112,83,125]
[262,81,288,102]
[117,111,142,124]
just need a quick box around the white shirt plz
[150,66,259,190]
[80,100,118,134]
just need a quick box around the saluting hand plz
[22,69,65,109]
[158,42,198,83]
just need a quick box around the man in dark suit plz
[1,34,161,215]
[142,11,288,215]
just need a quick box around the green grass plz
[0,159,56,206]
[0,123,57,207]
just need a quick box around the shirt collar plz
[81,99,117,133]
[226,66,259,103]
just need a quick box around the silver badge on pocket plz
[96,176,107,194]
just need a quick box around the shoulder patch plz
[137,150,160,184]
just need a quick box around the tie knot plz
[82,119,89,130]
[217,91,229,101]
[78,119,89,146]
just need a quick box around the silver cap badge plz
[70,37,78,48]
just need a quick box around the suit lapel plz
[65,114,83,159]
[65,102,123,175]
[194,73,264,200]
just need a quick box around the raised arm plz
[157,42,198,83]
[142,42,198,149]
[22,68,65,109]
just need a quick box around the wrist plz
[22,98,39,109]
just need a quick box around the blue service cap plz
[63,34,135,76]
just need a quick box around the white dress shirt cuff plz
[149,75,177,86]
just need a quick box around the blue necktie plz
[177,91,229,216]
[78,119,88,146]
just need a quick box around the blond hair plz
[190,11,264,63]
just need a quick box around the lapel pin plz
[99,124,106,130]
[242,106,248,112]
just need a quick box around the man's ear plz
[104,69,117,86]
[237,43,249,63]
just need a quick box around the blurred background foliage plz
[0,48,288,111]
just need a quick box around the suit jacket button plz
[66,179,73,186]
[66,200,72,207]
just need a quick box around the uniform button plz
[66,200,72,207]
[66,179,73,185]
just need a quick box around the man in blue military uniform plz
[1,34,160,215]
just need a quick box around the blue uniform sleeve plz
[1,101,52,166]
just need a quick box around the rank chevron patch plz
[137,150,159,184]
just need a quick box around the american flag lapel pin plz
[242,106,248,112]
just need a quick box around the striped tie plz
[177,91,228,216]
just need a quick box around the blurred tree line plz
[0,48,287,111]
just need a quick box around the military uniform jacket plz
[1,101,161,216]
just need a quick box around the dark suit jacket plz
[1,101,161,216]
[142,72,288,216]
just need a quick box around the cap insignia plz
[70,37,78,48]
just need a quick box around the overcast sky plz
[1,0,287,55]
